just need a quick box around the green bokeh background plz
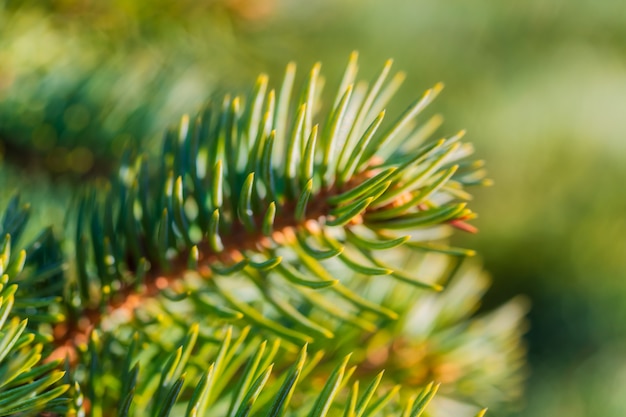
[1,1,625,415]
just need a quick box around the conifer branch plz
[50,57,487,365]
[0,197,71,415]
[0,193,515,416]
[0,55,527,416]
[0,1,532,412]
[50,167,377,359]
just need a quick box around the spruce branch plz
[0,197,70,416]
[0,55,526,416]
[52,56,487,362]
[0,196,518,417]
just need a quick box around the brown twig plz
[48,170,372,363]
[48,163,472,363]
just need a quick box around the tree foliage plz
[0,54,524,416]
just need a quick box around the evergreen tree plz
[0,51,525,416]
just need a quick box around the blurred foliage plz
[0,0,265,179]
[1,0,624,415]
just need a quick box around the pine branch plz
[0,197,70,416]
[0,206,504,416]
[0,55,525,416]
[51,56,487,363]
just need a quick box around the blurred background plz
[1,0,625,415]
